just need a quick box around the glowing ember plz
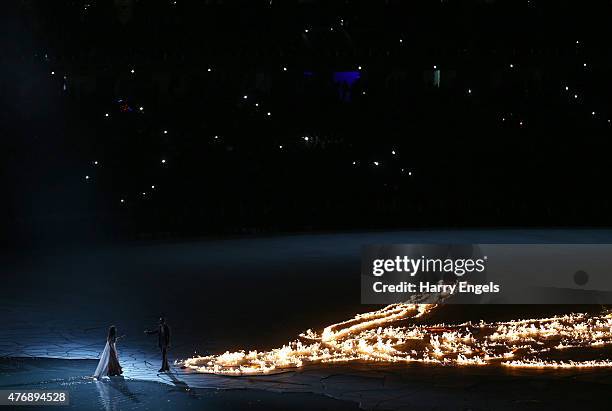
[180,304,612,375]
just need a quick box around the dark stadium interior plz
[3,1,612,247]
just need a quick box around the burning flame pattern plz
[180,304,612,375]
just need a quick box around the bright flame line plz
[180,304,612,375]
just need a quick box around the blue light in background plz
[333,71,361,102]
[332,71,361,86]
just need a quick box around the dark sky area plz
[3,0,612,247]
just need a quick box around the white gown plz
[94,341,111,379]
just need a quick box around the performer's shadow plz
[109,376,140,402]
[95,376,140,411]
[164,369,197,397]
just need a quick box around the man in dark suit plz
[145,316,171,372]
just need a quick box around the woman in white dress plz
[94,326,123,379]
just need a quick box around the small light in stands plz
[130,69,135,74]
[151,185,155,189]
[565,86,569,91]
[304,28,309,33]
[51,71,55,75]
[362,91,366,95]
[433,65,437,69]
[163,130,168,134]
[468,89,472,94]
[105,113,109,117]
[303,136,309,142]
[509,64,514,68]
[139,106,144,111]
[391,150,396,155]
[583,63,587,68]
[592,112,596,116]
[283,67,287,71]
[120,199,125,203]
[373,161,379,166]
[142,192,146,196]
[255,103,259,107]
[408,171,412,176]
[243,95,248,99]
[85,175,90,180]
[399,39,403,43]
[352,161,357,165]
[279,145,283,149]
[574,94,578,99]
[358,65,362,70]
[161,159,166,164]
[519,121,524,127]
[207,68,212,72]
[93,161,98,165]
[267,112,271,116]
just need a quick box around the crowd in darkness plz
[3,0,612,245]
